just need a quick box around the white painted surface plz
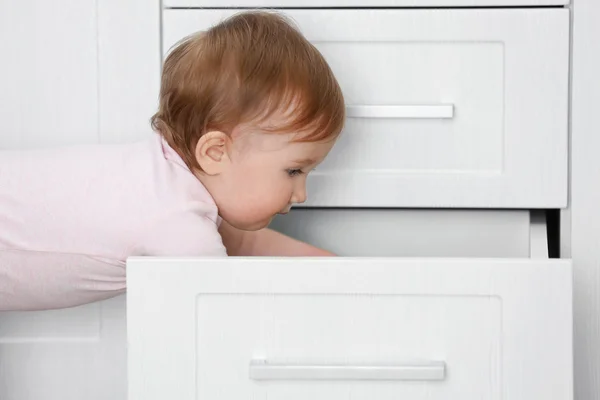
[571,0,600,399]
[97,0,161,144]
[0,1,160,399]
[0,296,127,400]
[163,9,569,208]
[0,1,99,149]
[0,0,161,149]
[127,257,572,400]
[269,209,533,257]
[164,0,570,7]
[345,104,454,119]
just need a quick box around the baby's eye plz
[286,169,303,177]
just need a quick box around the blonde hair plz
[151,11,345,170]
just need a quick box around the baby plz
[0,11,345,311]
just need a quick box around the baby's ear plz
[194,131,231,175]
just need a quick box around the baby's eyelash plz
[286,169,303,177]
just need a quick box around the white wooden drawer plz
[164,1,570,7]
[162,9,569,208]
[127,257,572,400]
[270,209,536,257]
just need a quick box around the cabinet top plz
[163,0,569,8]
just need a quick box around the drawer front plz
[163,1,570,7]
[162,9,569,208]
[0,297,127,400]
[127,258,573,400]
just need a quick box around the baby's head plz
[152,11,345,231]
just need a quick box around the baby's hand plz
[219,221,334,257]
[304,247,336,257]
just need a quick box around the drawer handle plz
[249,359,446,381]
[346,105,454,119]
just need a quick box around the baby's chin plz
[225,217,273,231]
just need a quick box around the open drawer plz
[162,8,569,208]
[269,209,545,258]
[127,224,573,400]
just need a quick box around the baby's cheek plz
[260,179,290,206]
[233,171,290,208]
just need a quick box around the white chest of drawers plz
[127,2,573,400]
[0,1,578,400]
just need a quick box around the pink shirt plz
[0,133,226,311]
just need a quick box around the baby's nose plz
[292,185,307,204]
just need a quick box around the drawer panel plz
[162,9,569,208]
[196,294,500,399]
[0,297,127,400]
[127,258,573,400]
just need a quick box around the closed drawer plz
[127,257,572,400]
[162,9,569,208]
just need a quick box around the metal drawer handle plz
[346,105,454,119]
[249,359,446,381]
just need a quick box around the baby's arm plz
[219,220,334,257]
[0,249,125,311]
